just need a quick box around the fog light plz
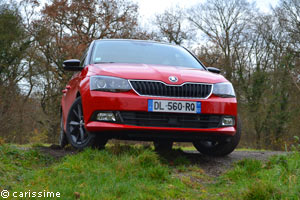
[96,112,116,121]
[222,116,235,126]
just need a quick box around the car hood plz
[87,63,227,84]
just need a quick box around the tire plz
[59,114,68,148]
[154,140,173,152]
[193,118,242,157]
[65,97,107,150]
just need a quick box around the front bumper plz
[81,89,237,139]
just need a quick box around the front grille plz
[130,80,212,98]
[119,112,221,129]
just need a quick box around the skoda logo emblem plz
[169,76,178,83]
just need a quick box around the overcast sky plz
[133,0,279,21]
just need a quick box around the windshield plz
[91,40,205,69]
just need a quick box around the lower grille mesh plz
[119,112,221,129]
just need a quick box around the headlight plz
[213,82,235,97]
[90,76,131,92]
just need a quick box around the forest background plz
[0,0,299,150]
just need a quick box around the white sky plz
[133,0,279,21]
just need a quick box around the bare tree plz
[188,0,254,81]
[273,0,300,91]
[154,6,192,45]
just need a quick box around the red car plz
[60,39,241,156]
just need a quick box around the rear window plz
[91,40,205,69]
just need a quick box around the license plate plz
[148,100,201,114]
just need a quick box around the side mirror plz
[63,59,83,71]
[207,67,221,74]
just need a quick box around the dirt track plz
[39,145,286,176]
[181,150,286,176]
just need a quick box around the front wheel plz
[65,97,107,150]
[193,118,242,156]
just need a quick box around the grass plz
[2,144,203,199]
[0,144,55,191]
[208,153,300,199]
[0,143,299,199]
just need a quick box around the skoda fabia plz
[60,39,241,156]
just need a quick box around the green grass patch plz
[235,148,268,152]
[9,144,203,199]
[0,144,54,190]
[174,145,196,151]
[208,152,300,199]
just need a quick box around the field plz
[0,143,299,200]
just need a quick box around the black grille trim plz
[129,80,213,99]
[119,112,222,129]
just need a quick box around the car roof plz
[94,39,177,47]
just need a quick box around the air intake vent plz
[119,112,221,128]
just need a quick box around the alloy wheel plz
[68,101,89,145]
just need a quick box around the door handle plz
[62,89,68,93]
[66,85,71,89]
